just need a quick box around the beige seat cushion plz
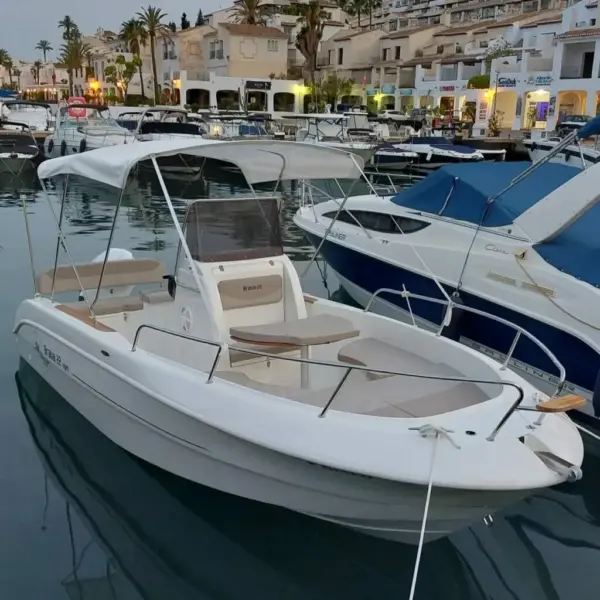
[216,370,488,418]
[230,315,359,346]
[338,337,460,380]
[64,295,143,316]
[141,290,173,304]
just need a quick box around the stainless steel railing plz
[364,287,566,440]
[130,321,525,428]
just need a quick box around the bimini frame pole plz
[90,186,127,312]
[300,153,363,279]
[50,174,69,299]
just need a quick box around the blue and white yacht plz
[295,120,600,418]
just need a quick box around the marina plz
[4,0,600,597]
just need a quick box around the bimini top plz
[37,138,365,188]
[391,161,580,227]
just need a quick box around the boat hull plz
[301,232,600,418]
[15,317,529,544]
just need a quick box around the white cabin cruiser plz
[15,138,584,545]
[0,100,53,132]
[117,107,206,174]
[44,103,134,158]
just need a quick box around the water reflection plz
[17,357,600,600]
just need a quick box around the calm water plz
[1,167,600,600]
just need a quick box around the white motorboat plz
[523,136,600,168]
[0,120,41,175]
[293,114,377,162]
[0,100,53,132]
[15,138,584,545]
[44,103,134,158]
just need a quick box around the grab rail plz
[131,324,223,383]
[129,321,524,425]
[364,287,566,440]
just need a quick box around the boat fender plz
[60,140,67,157]
[592,370,600,417]
[425,150,433,162]
[531,142,537,150]
[47,139,54,154]
[79,138,87,153]
[440,292,465,342]
[163,274,177,298]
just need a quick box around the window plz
[267,40,279,52]
[338,48,344,65]
[210,40,223,59]
[383,48,389,61]
[389,20,398,32]
[395,46,401,60]
[323,210,430,234]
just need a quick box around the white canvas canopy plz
[37,138,365,188]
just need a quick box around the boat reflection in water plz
[17,359,600,600]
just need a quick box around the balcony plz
[560,66,593,79]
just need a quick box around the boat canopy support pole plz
[50,175,69,299]
[21,194,37,295]
[90,186,126,312]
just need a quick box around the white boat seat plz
[218,274,283,310]
[230,315,359,346]
[141,290,173,304]
[216,370,488,418]
[338,337,460,381]
[63,294,144,316]
[36,258,165,294]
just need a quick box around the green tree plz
[137,6,171,103]
[338,0,367,27]
[31,60,43,84]
[181,12,191,29]
[58,15,78,41]
[104,54,140,102]
[366,0,381,27]
[60,38,91,96]
[120,18,148,99]
[296,1,327,110]
[322,73,354,109]
[36,40,53,62]
[195,9,205,26]
[4,57,14,87]
[228,0,269,25]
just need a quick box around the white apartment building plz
[320,0,600,133]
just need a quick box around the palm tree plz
[120,18,148,98]
[58,15,77,41]
[228,0,269,25]
[137,6,171,103]
[296,1,326,110]
[366,0,381,27]
[0,48,9,70]
[338,0,367,28]
[36,40,53,62]
[31,60,43,84]
[60,38,91,96]
[4,58,14,86]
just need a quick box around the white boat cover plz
[37,138,365,188]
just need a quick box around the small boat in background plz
[0,120,42,174]
[44,103,134,158]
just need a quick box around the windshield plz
[185,197,283,263]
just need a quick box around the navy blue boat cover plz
[391,161,600,287]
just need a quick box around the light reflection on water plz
[1,167,600,600]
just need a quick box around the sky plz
[2,1,225,61]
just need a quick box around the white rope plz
[576,422,600,442]
[408,425,459,600]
